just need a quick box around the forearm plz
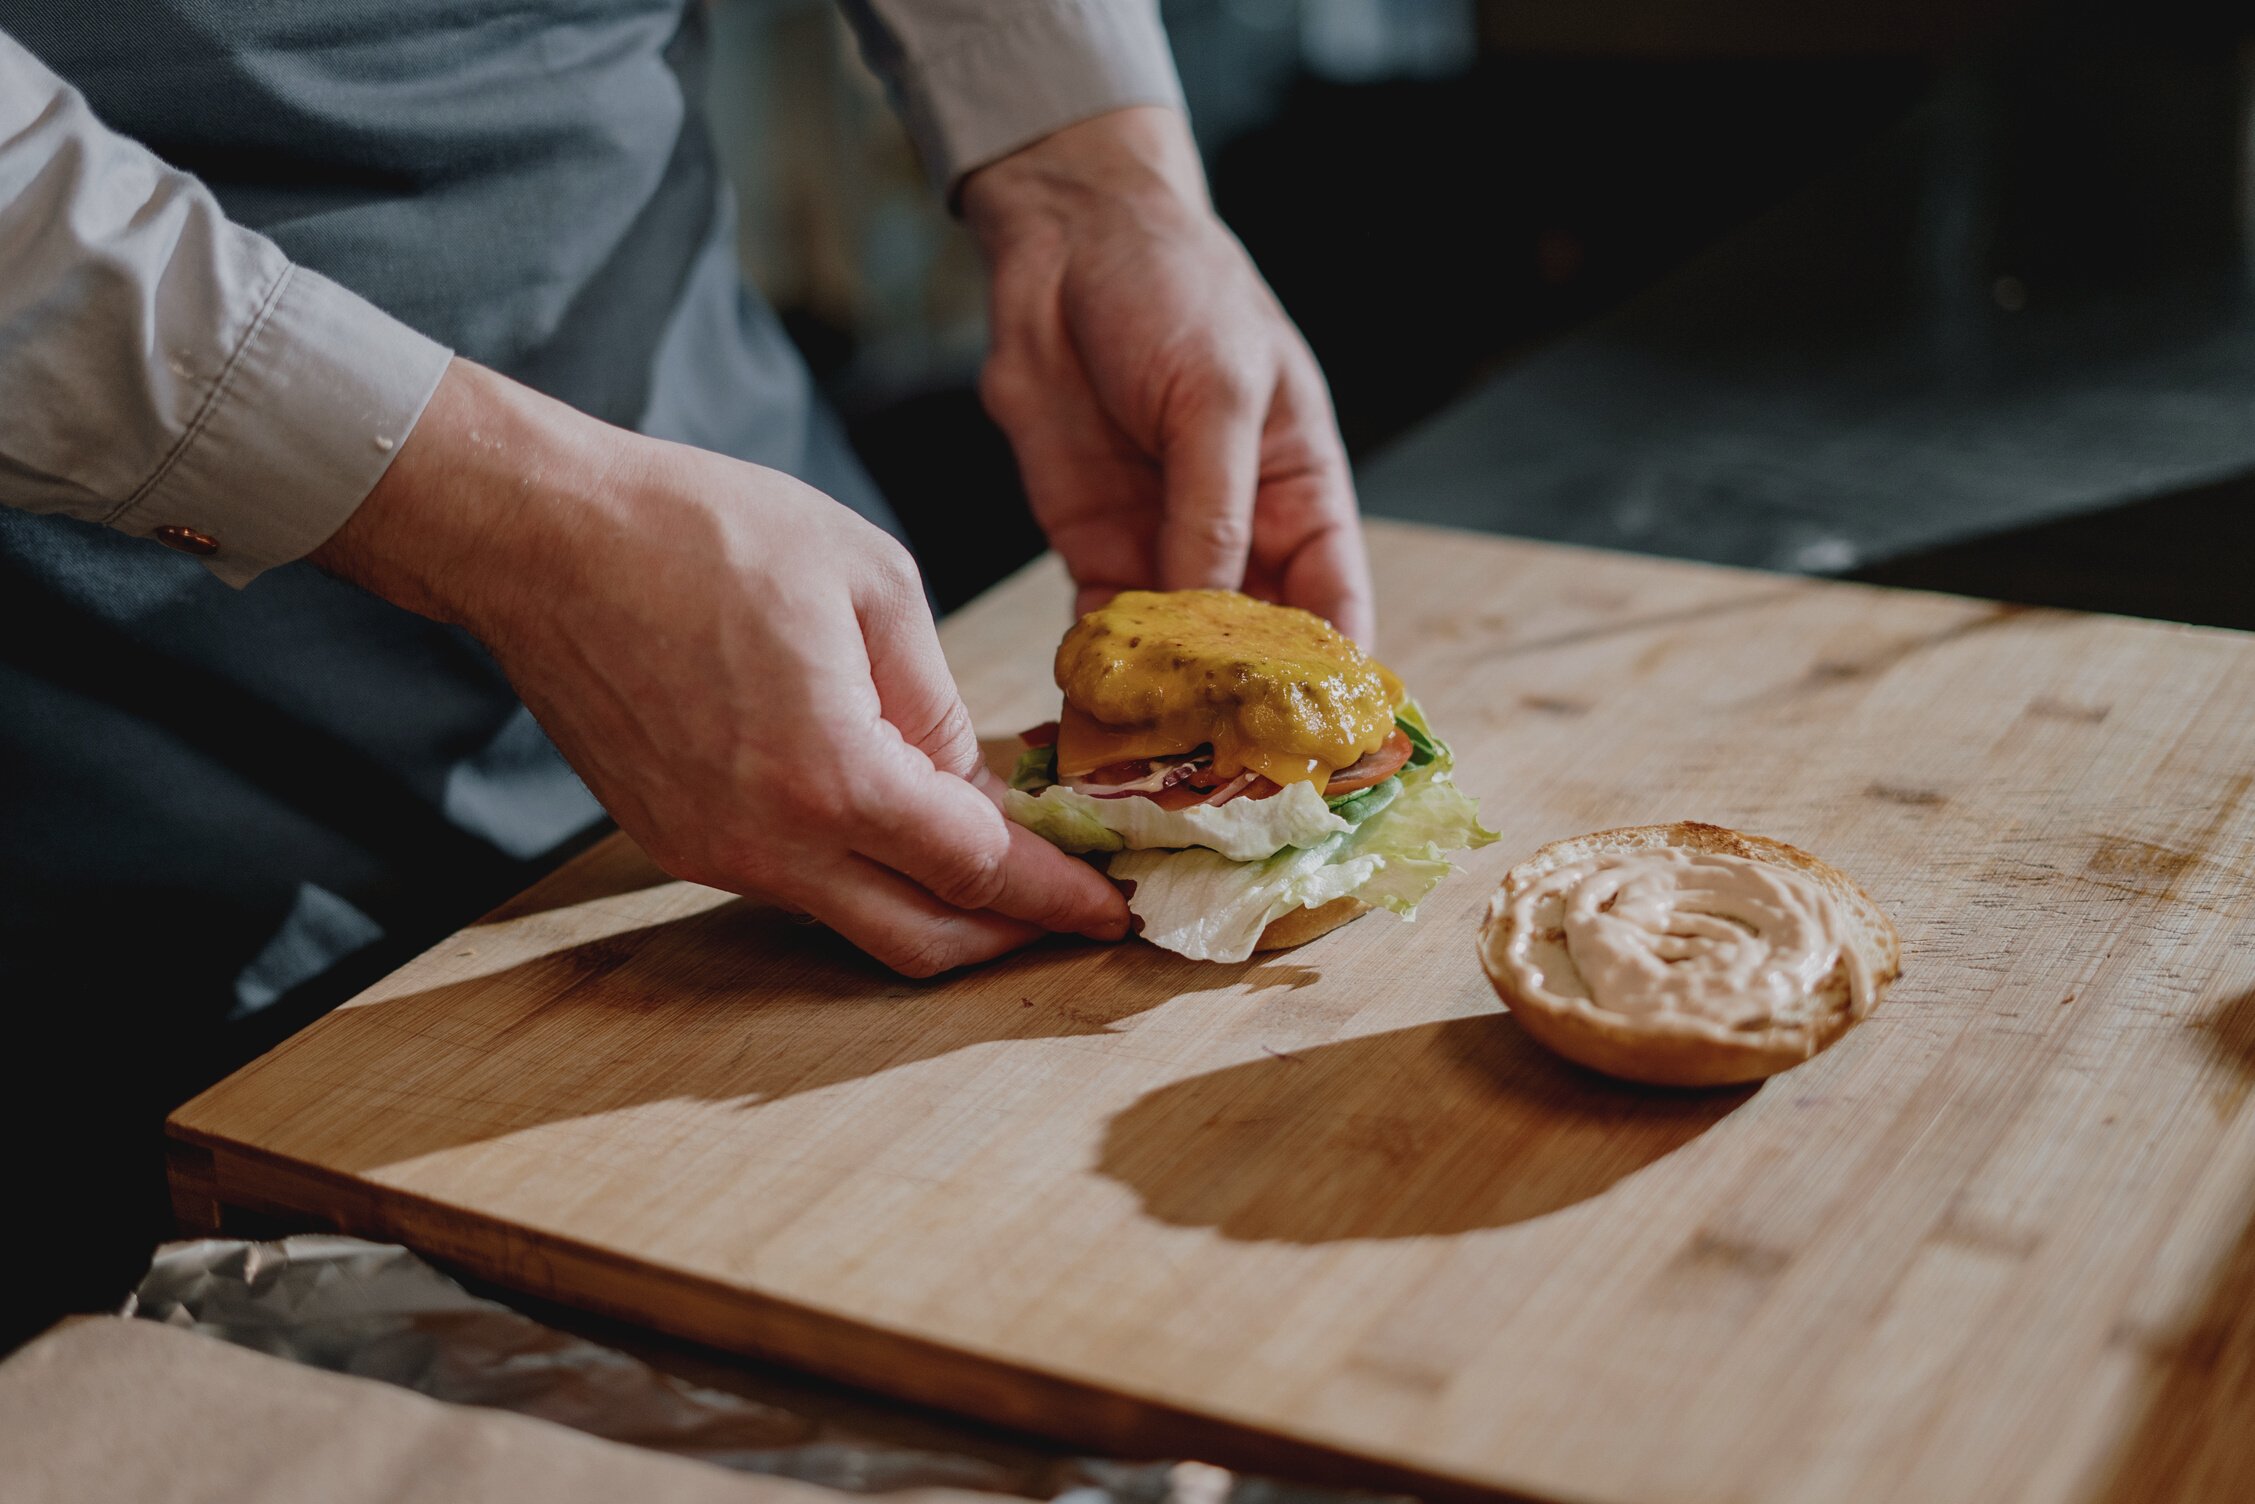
[309,360,606,632]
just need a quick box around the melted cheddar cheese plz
[1052,590,1403,787]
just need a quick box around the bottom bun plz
[1254,896,1372,952]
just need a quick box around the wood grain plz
[170,522,2255,1504]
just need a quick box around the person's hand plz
[962,106,1375,645]
[312,360,1129,976]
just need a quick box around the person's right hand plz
[311,359,1129,976]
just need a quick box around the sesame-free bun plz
[1478,822,1901,1087]
[1253,896,1371,952]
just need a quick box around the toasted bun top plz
[1479,823,1902,1087]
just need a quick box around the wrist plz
[310,359,618,634]
[961,105,1207,250]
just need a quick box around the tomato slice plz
[1020,721,1060,748]
[1323,729,1412,796]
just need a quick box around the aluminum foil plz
[125,1237,1409,1504]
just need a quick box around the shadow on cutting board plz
[1097,1016,1757,1242]
[2082,983,2255,1501]
[204,856,1753,1255]
[272,895,1322,1176]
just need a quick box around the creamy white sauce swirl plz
[1501,848,1865,1029]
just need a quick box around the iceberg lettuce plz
[1004,776,1348,863]
[1109,752,1495,962]
[1004,698,1496,961]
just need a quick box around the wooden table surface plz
[170,521,2255,1504]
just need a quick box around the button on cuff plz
[152,524,220,556]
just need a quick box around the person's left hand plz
[962,106,1374,645]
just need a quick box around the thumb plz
[853,550,985,783]
[1157,379,1264,593]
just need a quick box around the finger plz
[1003,403,1162,604]
[1279,513,1376,649]
[797,854,1050,978]
[1024,458,1158,605]
[847,742,1130,940]
[1157,373,1263,592]
[853,547,986,781]
[968,761,1013,804]
[1260,356,1377,645]
[846,540,1129,941]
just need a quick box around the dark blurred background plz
[717,0,2255,629]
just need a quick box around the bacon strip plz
[1203,772,1262,806]
[1069,748,1212,797]
[1019,722,1413,807]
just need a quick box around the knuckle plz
[921,836,1010,913]
[875,698,981,783]
[919,698,981,771]
[863,533,925,605]
[874,550,920,613]
[880,923,963,980]
[1173,349,1263,415]
[1177,507,1253,557]
[837,756,910,829]
[979,359,1037,427]
[871,527,917,578]
[1213,365,1264,413]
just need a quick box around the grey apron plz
[0,0,891,1331]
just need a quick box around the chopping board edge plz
[159,1126,1576,1504]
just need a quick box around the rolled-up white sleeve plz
[838,0,1186,194]
[0,29,451,586]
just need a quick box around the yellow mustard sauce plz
[1052,590,1403,787]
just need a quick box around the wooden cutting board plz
[169,521,2255,1504]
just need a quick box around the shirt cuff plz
[892,0,1187,195]
[105,263,452,588]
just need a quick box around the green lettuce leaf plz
[1009,744,1056,790]
[1395,699,1443,767]
[1325,775,1401,822]
[1004,777,1349,862]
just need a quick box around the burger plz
[1006,589,1495,961]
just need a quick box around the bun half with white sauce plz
[1479,822,1901,1086]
